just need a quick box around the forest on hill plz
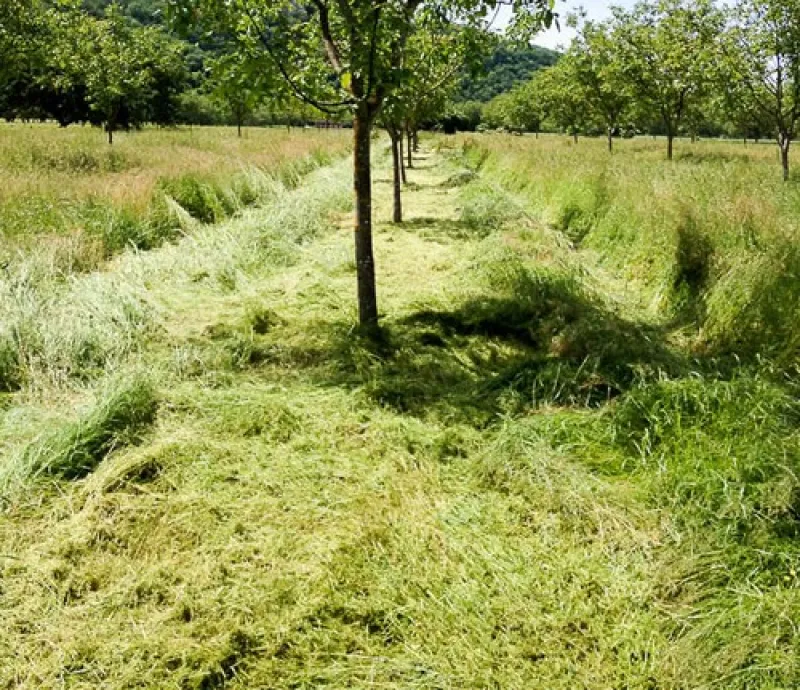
[457,43,560,102]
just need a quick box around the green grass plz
[0,134,798,688]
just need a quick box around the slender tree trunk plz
[667,127,675,161]
[607,128,613,153]
[390,130,403,223]
[237,118,242,138]
[413,130,419,152]
[780,133,791,182]
[406,130,413,169]
[353,105,378,328]
[107,125,113,146]
[573,132,578,144]
[399,134,407,184]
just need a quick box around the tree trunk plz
[353,105,379,328]
[406,130,413,169]
[390,131,402,223]
[667,132,675,161]
[413,130,419,152]
[573,132,578,144]
[607,128,613,153]
[780,133,791,182]
[237,119,242,138]
[399,134,407,184]
[107,125,113,146]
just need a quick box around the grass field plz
[0,131,798,688]
[0,123,350,274]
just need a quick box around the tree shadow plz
[395,217,481,241]
[265,269,685,426]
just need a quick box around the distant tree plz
[482,90,515,129]
[440,100,484,132]
[483,81,544,134]
[724,0,800,180]
[379,23,484,222]
[50,4,186,142]
[208,53,273,137]
[568,14,631,152]
[612,0,725,160]
[536,61,589,143]
[0,0,51,120]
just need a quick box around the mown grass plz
[439,133,800,688]
[0,123,350,275]
[0,135,798,689]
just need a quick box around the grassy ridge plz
[465,134,800,362]
[446,134,800,687]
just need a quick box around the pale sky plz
[535,1,639,50]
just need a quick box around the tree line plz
[478,0,800,181]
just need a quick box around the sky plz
[534,0,639,50]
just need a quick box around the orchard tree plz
[50,4,186,142]
[507,81,545,135]
[170,0,556,329]
[380,22,483,223]
[0,0,41,82]
[208,52,274,137]
[484,81,543,134]
[725,0,800,180]
[0,0,52,119]
[482,90,515,129]
[613,0,724,160]
[536,61,589,143]
[569,15,631,152]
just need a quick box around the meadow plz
[0,129,798,689]
[0,123,351,274]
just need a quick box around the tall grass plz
[0,123,350,275]
[458,134,800,363]
[443,133,800,688]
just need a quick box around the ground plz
[0,141,796,689]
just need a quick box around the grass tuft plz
[1,375,158,500]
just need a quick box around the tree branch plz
[311,0,345,75]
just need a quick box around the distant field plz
[0,124,351,273]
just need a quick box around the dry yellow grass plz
[0,122,350,209]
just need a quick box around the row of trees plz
[0,0,349,136]
[1,1,187,141]
[481,0,800,180]
[167,0,557,329]
[1,0,556,328]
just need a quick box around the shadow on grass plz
[395,217,481,241]
[264,270,684,426]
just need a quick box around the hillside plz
[458,43,560,102]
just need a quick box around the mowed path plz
[0,146,667,689]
